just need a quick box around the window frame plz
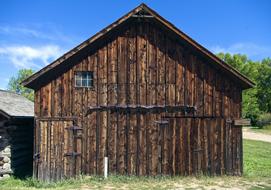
[74,71,94,89]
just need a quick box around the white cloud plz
[0,25,73,43]
[210,43,271,60]
[0,26,40,37]
[0,45,63,69]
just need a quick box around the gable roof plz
[0,90,34,118]
[22,3,254,90]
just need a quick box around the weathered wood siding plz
[34,21,243,181]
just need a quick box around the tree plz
[217,53,271,125]
[256,59,271,112]
[7,69,34,101]
[242,88,261,125]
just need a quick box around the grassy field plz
[0,139,271,190]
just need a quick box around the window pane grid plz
[75,71,93,88]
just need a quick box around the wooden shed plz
[22,4,254,181]
[0,90,34,179]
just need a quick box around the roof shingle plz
[0,90,34,118]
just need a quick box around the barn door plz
[34,119,82,181]
[225,118,242,175]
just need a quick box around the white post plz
[104,157,108,178]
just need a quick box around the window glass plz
[82,79,88,87]
[76,79,82,87]
[75,71,93,87]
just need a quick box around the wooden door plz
[225,119,242,175]
[34,119,82,181]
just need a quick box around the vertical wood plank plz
[117,32,127,174]
[126,24,137,175]
[195,59,204,116]
[137,22,147,176]
[107,38,118,174]
[97,46,108,175]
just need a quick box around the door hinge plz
[64,152,81,158]
[65,126,83,131]
[193,148,203,152]
[154,120,169,125]
[226,119,233,124]
[33,153,40,160]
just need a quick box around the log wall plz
[34,21,243,181]
[0,117,33,179]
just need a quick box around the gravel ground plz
[243,128,271,143]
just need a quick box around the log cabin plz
[0,90,33,179]
[22,4,254,181]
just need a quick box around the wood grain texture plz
[33,21,244,181]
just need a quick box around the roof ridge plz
[22,3,254,90]
[0,89,19,95]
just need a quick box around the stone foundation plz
[0,125,12,180]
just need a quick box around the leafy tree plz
[217,53,271,125]
[242,88,261,125]
[217,53,259,80]
[7,69,34,101]
[256,59,271,112]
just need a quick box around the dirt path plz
[243,128,271,143]
[80,177,271,190]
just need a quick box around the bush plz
[257,113,271,128]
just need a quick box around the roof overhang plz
[0,109,11,119]
[22,3,255,90]
[0,109,34,120]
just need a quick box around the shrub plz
[257,113,271,128]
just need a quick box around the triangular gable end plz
[22,3,254,90]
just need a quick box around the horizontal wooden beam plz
[234,119,251,126]
[86,105,196,115]
[36,117,77,121]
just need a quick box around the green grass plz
[244,140,271,178]
[0,140,270,190]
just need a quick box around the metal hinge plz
[226,119,233,123]
[64,152,81,158]
[154,120,169,125]
[193,148,203,152]
[74,134,82,139]
[65,126,82,131]
[33,153,40,160]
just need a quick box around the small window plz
[75,71,93,88]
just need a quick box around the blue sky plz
[0,0,270,89]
